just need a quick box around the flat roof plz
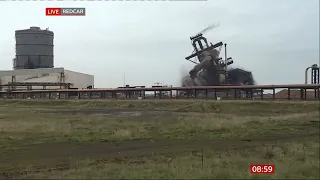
[0,68,64,77]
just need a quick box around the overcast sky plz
[0,0,319,87]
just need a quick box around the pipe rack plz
[1,84,319,101]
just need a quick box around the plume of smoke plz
[198,23,220,35]
[181,67,256,87]
[181,70,209,87]
[180,66,193,86]
[181,75,194,86]
[227,67,256,85]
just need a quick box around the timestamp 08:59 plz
[250,164,275,174]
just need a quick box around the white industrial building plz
[0,67,94,91]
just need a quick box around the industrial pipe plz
[224,43,228,84]
[305,67,312,84]
[224,43,227,72]
[305,64,320,84]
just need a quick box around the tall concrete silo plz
[14,26,54,70]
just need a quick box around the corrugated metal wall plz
[0,68,94,89]
[64,70,94,88]
[14,26,54,70]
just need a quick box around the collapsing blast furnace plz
[182,33,256,86]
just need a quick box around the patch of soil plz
[2,132,318,167]
[42,108,170,117]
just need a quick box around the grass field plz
[0,100,319,179]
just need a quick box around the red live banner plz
[250,164,275,174]
[46,8,61,16]
[46,8,86,16]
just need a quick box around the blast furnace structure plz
[183,33,255,87]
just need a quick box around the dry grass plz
[3,140,319,179]
[0,100,319,179]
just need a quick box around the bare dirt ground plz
[3,132,317,163]
[0,100,319,179]
[44,108,169,117]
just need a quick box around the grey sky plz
[0,0,319,87]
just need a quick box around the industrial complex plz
[0,26,94,92]
[0,26,319,100]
